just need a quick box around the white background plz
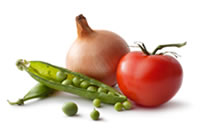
[0,0,200,133]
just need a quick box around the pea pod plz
[8,83,55,105]
[16,59,127,104]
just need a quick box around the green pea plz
[62,102,78,116]
[80,81,90,89]
[93,98,101,108]
[72,77,81,87]
[122,101,132,110]
[114,102,123,111]
[119,95,126,99]
[87,86,97,92]
[56,71,67,81]
[97,87,108,93]
[62,79,72,85]
[108,91,115,96]
[90,109,100,120]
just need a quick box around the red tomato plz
[117,51,183,107]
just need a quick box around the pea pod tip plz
[7,99,24,105]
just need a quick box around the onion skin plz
[66,14,130,86]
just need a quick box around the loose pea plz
[62,102,78,116]
[56,71,67,81]
[90,109,100,120]
[62,79,72,85]
[72,77,81,87]
[87,86,97,92]
[114,102,123,111]
[80,81,90,89]
[122,101,132,110]
[93,98,101,108]
[97,87,108,93]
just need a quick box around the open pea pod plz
[16,59,127,104]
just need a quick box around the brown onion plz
[66,14,130,86]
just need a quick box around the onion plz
[66,14,130,86]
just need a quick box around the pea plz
[72,77,81,87]
[87,86,97,92]
[80,81,90,89]
[56,71,67,81]
[93,98,101,108]
[62,102,78,116]
[108,91,115,96]
[122,101,132,110]
[97,87,108,93]
[119,95,126,99]
[90,109,100,120]
[114,102,123,111]
[62,79,72,85]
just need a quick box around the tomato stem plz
[152,42,186,55]
[136,43,151,55]
[141,43,151,55]
[158,51,181,58]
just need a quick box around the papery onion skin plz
[66,14,130,86]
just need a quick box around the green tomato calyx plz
[133,41,187,56]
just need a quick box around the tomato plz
[117,51,183,107]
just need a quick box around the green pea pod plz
[16,59,127,104]
[8,83,55,105]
